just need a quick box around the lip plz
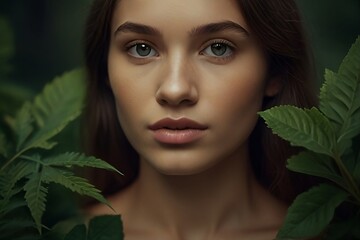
[149,118,208,144]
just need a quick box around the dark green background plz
[0,0,359,91]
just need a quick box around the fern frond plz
[15,102,34,151]
[0,161,35,208]
[43,152,122,175]
[24,172,48,234]
[42,166,110,207]
[20,69,85,153]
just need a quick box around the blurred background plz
[0,0,359,92]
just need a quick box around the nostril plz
[157,98,168,105]
[155,79,199,106]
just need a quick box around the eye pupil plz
[136,44,151,56]
[211,43,227,56]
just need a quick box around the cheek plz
[213,80,264,132]
[108,51,148,120]
[202,55,267,142]
[205,58,267,120]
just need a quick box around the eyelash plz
[124,39,236,63]
[200,39,236,63]
[125,40,158,58]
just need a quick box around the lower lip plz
[151,129,206,145]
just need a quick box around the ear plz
[265,76,282,97]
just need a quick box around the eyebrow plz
[114,20,249,37]
[115,21,161,36]
[189,21,249,37]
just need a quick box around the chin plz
[144,154,218,176]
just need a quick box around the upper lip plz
[149,118,208,130]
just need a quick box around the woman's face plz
[108,0,278,175]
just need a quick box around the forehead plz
[111,0,247,31]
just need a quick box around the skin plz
[90,0,286,239]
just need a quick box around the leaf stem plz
[0,149,26,172]
[334,153,360,203]
[0,140,44,172]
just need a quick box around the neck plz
[129,146,271,239]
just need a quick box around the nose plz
[155,55,198,106]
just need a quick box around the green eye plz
[128,43,158,58]
[202,42,234,58]
[211,43,228,56]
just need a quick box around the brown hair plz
[83,0,317,204]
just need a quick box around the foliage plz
[64,215,124,240]
[260,36,360,239]
[0,69,124,239]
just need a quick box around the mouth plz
[148,118,208,144]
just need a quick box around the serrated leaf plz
[277,184,349,239]
[21,69,85,153]
[24,172,48,234]
[338,36,360,86]
[88,215,124,240]
[320,36,360,144]
[42,166,109,206]
[64,224,87,240]
[15,102,34,151]
[0,160,35,206]
[0,198,27,217]
[287,151,346,189]
[259,106,336,156]
[43,152,122,175]
[325,70,360,141]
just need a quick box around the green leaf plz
[259,106,336,156]
[15,102,34,151]
[88,215,124,240]
[320,36,360,144]
[277,184,349,239]
[0,161,35,206]
[287,151,346,189]
[42,166,109,206]
[64,224,87,240]
[35,141,58,150]
[24,172,48,234]
[64,216,124,240]
[338,36,360,88]
[326,71,360,142]
[43,152,122,175]
[21,69,85,152]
